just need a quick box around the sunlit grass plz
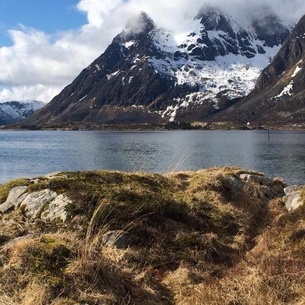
[0,167,301,304]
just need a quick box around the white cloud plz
[0,0,304,103]
[76,0,305,32]
[77,0,125,27]
[0,85,60,103]
[0,22,123,102]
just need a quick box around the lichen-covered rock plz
[284,185,304,211]
[19,189,57,219]
[0,186,28,213]
[40,194,72,222]
[0,185,72,223]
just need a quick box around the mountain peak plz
[195,5,222,20]
[214,13,305,125]
[255,13,305,91]
[125,12,155,35]
[251,8,290,47]
[195,5,233,31]
[21,8,292,126]
[0,100,44,125]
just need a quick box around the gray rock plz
[0,184,72,222]
[284,185,304,211]
[0,186,28,213]
[240,173,272,186]
[221,176,244,201]
[102,230,130,249]
[19,189,57,219]
[240,173,285,199]
[40,194,72,222]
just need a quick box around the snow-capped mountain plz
[23,7,290,125]
[0,100,44,125]
[214,14,305,125]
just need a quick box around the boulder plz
[284,185,304,211]
[19,189,57,219]
[240,173,285,199]
[240,173,272,185]
[40,194,72,222]
[0,184,72,222]
[0,186,28,213]
[221,176,244,201]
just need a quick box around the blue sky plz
[0,0,303,103]
[0,0,86,45]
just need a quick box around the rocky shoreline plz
[3,121,305,131]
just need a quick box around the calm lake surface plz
[1,130,305,185]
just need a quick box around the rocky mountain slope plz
[0,100,44,125]
[22,6,290,126]
[0,167,304,304]
[214,14,305,126]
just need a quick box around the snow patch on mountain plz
[25,9,291,126]
[0,100,44,124]
[147,22,282,120]
[292,66,302,77]
[123,41,136,49]
[276,81,294,98]
[273,60,303,100]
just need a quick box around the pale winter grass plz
[0,167,301,304]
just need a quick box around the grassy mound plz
[0,167,302,305]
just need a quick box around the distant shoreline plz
[2,121,305,131]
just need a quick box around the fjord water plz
[0,130,304,185]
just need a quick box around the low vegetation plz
[0,167,304,304]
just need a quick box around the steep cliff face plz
[255,15,305,92]
[215,14,305,125]
[22,8,290,126]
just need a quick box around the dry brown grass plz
[0,167,302,304]
[22,282,50,305]
[301,186,305,204]
[0,294,19,305]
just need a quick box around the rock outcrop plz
[0,186,28,213]
[284,185,304,211]
[0,181,71,222]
